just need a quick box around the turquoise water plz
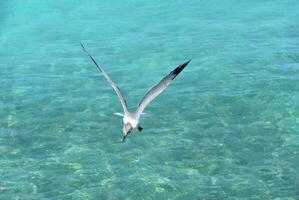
[1,0,299,199]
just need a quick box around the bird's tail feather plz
[114,112,148,117]
[113,112,125,117]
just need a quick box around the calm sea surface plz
[1,0,299,199]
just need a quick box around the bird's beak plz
[122,134,127,143]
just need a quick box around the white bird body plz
[123,114,138,129]
[81,43,191,142]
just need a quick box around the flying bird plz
[80,43,191,142]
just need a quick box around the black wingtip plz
[181,59,192,68]
[80,42,87,52]
[172,59,191,78]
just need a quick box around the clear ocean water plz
[1,0,299,199]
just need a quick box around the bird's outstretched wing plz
[134,60,191,117]
[80,43,129,114]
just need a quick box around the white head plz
[122,123,133,142]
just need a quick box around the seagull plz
[80,43,191,142]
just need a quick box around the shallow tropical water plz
[1,0,299,199]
